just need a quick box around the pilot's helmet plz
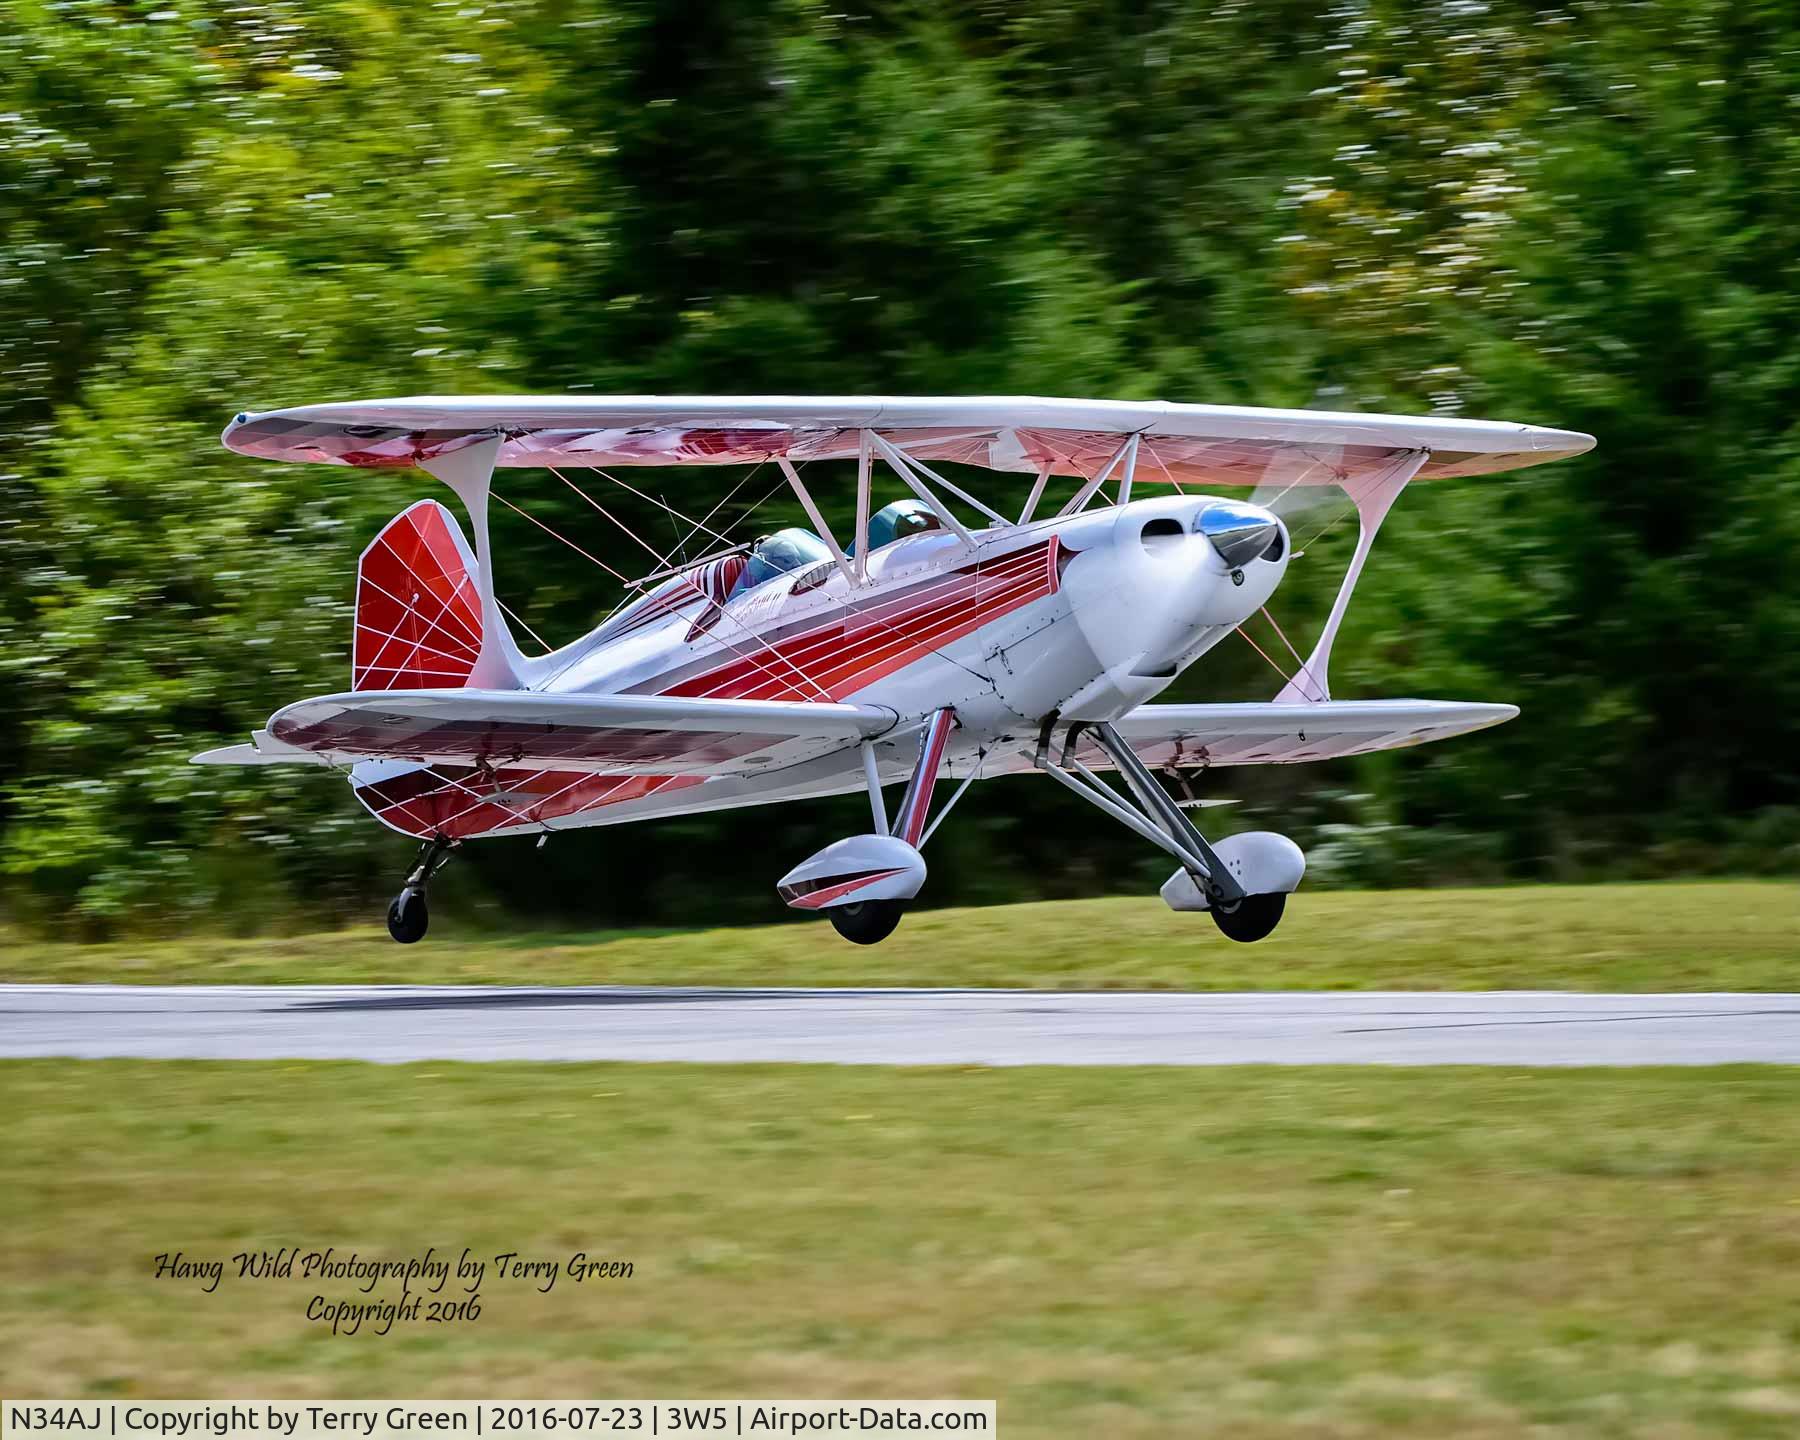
[863,499,943,553]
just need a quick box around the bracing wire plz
[548,465,672,572]
[594,465,742,549]
[492,489,632,584]
[510,460,794,692]
[1234,623,1295,687]
[497,596,551,655]
[1290,497,1358,558]
[1260,605,1309,673]
[669,459,768,563]
[1259,605,1327,702]
[493,448,1011,705]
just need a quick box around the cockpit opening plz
[730,527,835,598]
[725,500,946,601]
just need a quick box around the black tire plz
[1210,892,1285,943]
[828,899,905,946]
[387,887,429,944]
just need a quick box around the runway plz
[4,985,1800,1065]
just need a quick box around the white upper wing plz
[193,690,896,775]
[221,393,1593,487]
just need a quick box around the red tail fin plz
[352,499,482,691]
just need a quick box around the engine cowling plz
[1056,497,1290,719]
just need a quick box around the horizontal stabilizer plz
[191,738,331,768]
[197,689,898,776]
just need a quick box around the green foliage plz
[1,0,1796,932]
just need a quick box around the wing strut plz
[1056,433,1140,518]
[867,432,976,545]
[777,458,858,590]
[853,430,873,583]
[875,440,1011,526]
[1018,463,1051,524]
[861,741,889,836]
[1274,447,1429,704]
[418,433,527,691]
[893,707,956,847]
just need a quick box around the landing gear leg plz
[1037,722,1246,905]
[783,710,955,946]
[1085,724,1245,911]
[1036,722,1290,941]
[387,835,456,945]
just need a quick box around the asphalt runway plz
[4,985,1800,1064]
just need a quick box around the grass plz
[4,880,1798,991]
[8,1060,1800,1436]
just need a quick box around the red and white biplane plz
[196,396,1593,944]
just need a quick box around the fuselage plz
[349,494,1288,838]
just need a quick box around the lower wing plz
[193,689,897,776]
[976,699,1515,779]
[1103,698,1517,767]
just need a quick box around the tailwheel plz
[829,899,906,946]
[385,834,454,944]
[1210,892,1285,943]
[387,886,429,944]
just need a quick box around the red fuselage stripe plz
[658,541,1056,702]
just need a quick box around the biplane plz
[196,396,1593,944]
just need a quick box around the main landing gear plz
[387,835,456,944]
[775,710,959,944]
[1037,720,1300,943]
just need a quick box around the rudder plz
[353,499,483,691]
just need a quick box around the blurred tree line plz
[2,0,1796,935]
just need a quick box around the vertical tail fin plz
[352,499,484,691]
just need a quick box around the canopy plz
[221,394,1594,488]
